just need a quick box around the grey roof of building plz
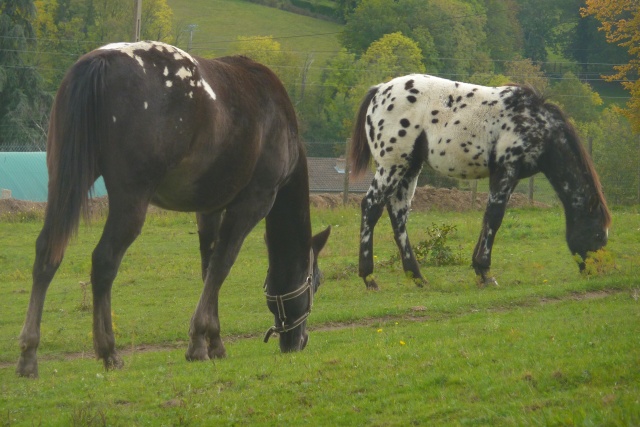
[307,157,374,193]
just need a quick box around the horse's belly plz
[427,149,490,180]
[151,163,249,212]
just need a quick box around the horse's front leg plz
[359,191,385,290]
[187,197,272,361]
[472,171,516,287]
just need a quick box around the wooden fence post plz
[470,180,477,209]
[343,138,351,206]
[529,176,534,205]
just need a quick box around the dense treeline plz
[0,0,638,203]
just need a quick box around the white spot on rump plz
[200,79,216,100]
[166,80,173,88]
[98,41,198,71]
[144,102,148,110]
[112,116,116,123]
[175,66,193,80]
[163,67,169,76]
[134,55,145,70]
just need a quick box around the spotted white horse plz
[350,74,611,290]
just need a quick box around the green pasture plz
[1,204,639,425]
[167,0,342,60]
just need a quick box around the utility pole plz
[133,0,142,42]
[186,24,198,51]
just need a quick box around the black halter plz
[263,249,314,343]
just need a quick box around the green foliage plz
[515,0,567,62]
[504,57,550,94]
[33,0,174,92]
[547,71,603,123]
[358,32,425,82]
[413,223,465,266]
[314,32,427,141]
[0,0,49,149]
[385,222,465,268]
[340,0,494,78]
[581,249,618,277]
[580,108,640,205]
[484,0,523,70]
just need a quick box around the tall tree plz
[483,0,523,70]
[565,15,630,74]
[515,0,572,63]
[547,72,603,123]
[0,0,49,149]
[580,108,639,204]
[341,0,492,78]
[357,32,425,83]
[504,58,550,94]
[581,0,640,133]
[33,0,174,92]
[313,49,359,142]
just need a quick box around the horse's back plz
[364,74,552,180]
[61,42,300,212]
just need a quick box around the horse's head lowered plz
[264,227,330,352]
[566,194,610,269]
[551,118,612,270]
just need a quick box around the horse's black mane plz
[510,83,611,228]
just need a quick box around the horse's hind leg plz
[16,227,63,377]
[186,194,275,361]
[359,174,388,290]
[386,172,425,286]
[91,196,149,369]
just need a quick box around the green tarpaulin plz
[0,152,107,202]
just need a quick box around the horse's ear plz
[312,226,331,255]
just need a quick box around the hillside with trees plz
[1,0,638,203]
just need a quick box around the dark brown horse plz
[16,41,330,377]
[350,74,610,290]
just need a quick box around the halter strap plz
[263,249,314,343]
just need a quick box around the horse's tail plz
[350,86,379,178]
[43,55,107,264]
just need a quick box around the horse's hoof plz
[103,354,124,370]
[16,356,38,378]
[185,344,210,361]
[476,275,498,288]
[413,277,427,288]
[365,279,379,291]
[208,342,227,359]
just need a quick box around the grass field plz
[167,0,342,61]
[1,205,639,425]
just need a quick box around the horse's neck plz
[542,139,593,216]
[264,159,312,292]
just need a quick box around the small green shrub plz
[579,249,618,277]
[384,223,465,268]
